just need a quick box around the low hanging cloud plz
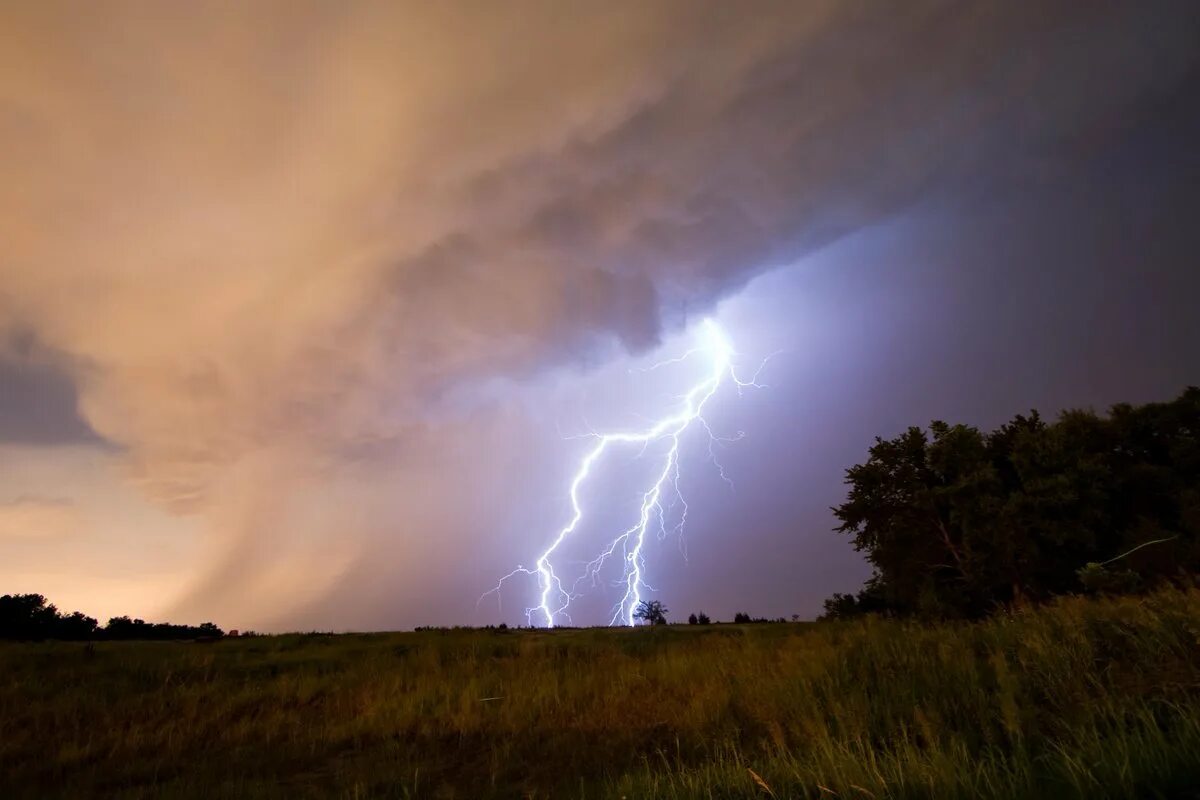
[1,1,1196,626]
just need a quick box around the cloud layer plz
[1,1,1196,626]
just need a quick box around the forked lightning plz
[482,319,768,627]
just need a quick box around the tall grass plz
[3,588,1200,798]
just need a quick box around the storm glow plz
[482,319,768,627]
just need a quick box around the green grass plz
[4,588,1200,798]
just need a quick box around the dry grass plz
[3,588,1200,798]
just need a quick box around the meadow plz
[3,588,1200,799]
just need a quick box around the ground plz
[3,588,1200,798]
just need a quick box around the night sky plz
[1,2,1198,630]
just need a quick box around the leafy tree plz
[56,611,99,640]
[0,594,60,639]
[632,600,668,625]
[687,613,698,625]
[1,594,97,640]
[819,593,860,620]
[697,612,711,625]
[105,616,224,640]
[827,387,1200,619]
[733,612,751,624]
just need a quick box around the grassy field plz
[3,589,1200,799]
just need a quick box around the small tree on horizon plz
[632,600,668,626]
[687,613,698,625]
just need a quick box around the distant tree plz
[1,594,222,641]
[0,594,58,639]
[697,612,711,625]
[56,611,99,640]
[632,600,668,626]
[733,612,751,624]
[0,594,99,640]
[104,615,223,641]
[103,616,143,640]
[687,613,698,625]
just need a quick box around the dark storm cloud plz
[423,2,1199,353]
[0,345,100,446]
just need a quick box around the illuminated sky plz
[1,2,1198,630]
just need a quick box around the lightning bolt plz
[482,318,770,627]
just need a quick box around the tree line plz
[634,602,790,626]
[0,593,224,641]
[822,386,1200,620]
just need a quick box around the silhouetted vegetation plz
[103,616,224,641]
[0,594,222,641]
[0,594,97,641]
[687,611,711,625]
[632,599,668,625]
[731,611,783,624]
[824,387,1200,619]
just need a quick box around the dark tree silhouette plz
[0,594,59,639]
[56,611,100,640]
[687,613,698,625]
[825,387,1200,619]
[0,593,221,641]
[632,600,668,625]
[104,616,224,641]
